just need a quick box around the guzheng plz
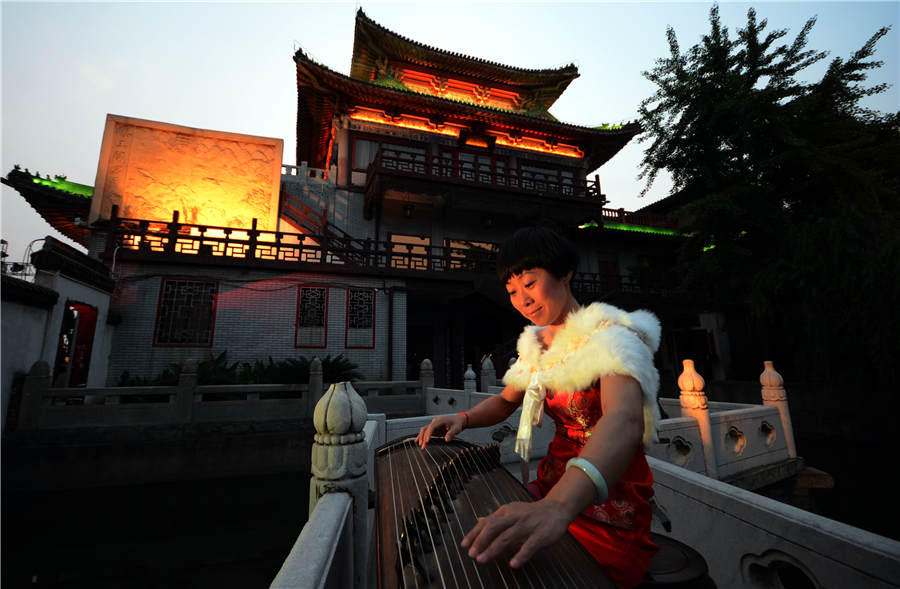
[374,438,616,589]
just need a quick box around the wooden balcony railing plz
[105,213,673,297]
[366,149,605,202]
[105,212,499,275]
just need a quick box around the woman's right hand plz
[416,413,467,449]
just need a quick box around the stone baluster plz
[463,363,477,408]
[310,381,369,589]
[420,359,435,415]
[678,359,718,478]
[481,356,496,391]
[419,359,434,392]
[307,356,323,417]
[175,359,198,423]
[760,361,797,458]
[19,360,51,430]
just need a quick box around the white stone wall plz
[33,269,114,388]
[1,298,50,428]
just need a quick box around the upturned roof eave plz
[2,169,92,246]
[350,8,580,97]
[296,51,636,141]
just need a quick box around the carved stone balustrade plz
[310,381,369,589]
[678,359,718,478]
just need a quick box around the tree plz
[638,5,899,394]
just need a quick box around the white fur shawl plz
[502,302,662,448]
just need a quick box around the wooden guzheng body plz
[375,438,616,589]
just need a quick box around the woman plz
[416,227,661,588]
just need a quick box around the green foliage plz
[116,352,363,387]
[638,4,899,391]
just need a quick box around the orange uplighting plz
[397,68,524,112]
[350,108,584,159]
[464,137,490,148]
[349,108,462,137]
[491,133,584,158]
[91,115,284,230]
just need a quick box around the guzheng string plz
[388,443,421,589]
[432,444,508,589]
[408,444,466,589]
[450,445,536,589]
[465,447,587,589]
[403,445,450,588]
[385,439,598,589]
[442,442,549,589]
[424,445,489,589]
[458,445,553,589]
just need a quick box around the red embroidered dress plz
[528,384,658,589]
[503,303,663,589]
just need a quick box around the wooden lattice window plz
[346,288,375,348]
[296,286,328,348]
[154,278,217,346]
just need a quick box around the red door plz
[56,302,98,387]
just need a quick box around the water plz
[2,472,310,588]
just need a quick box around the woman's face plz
[505,267,573,327]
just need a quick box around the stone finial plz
[480,356,496,389]
[313,381,367,436]
[760,361,787,402]
[309,380,369,587]
[309,356,324,401]
[677,358,716,477]
[678,359,705,393]
[419,358,434,391]
[760,360,796,458]
[464,364,476,380]
[464,363,477,395]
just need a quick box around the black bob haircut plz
[496,227,580,283]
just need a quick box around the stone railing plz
[273,359,900,589]
[651,457,900,589]
[11,358,429,432]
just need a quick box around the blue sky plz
[2,1,897,263]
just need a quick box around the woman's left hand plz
[460,499,573,569]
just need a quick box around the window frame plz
[152,277,219,348]
[295,284,330,349]
[344,287,376,349]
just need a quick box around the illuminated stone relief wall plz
[90,115,284,230]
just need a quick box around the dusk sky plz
[2,1,897,264]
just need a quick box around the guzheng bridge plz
[3,8,898,589]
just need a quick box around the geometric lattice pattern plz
[346,288,375,348]
[296,286,327,347]
[347,288,374,329]
[154,279,217,346]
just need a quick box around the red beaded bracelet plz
[457,411,469,428]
